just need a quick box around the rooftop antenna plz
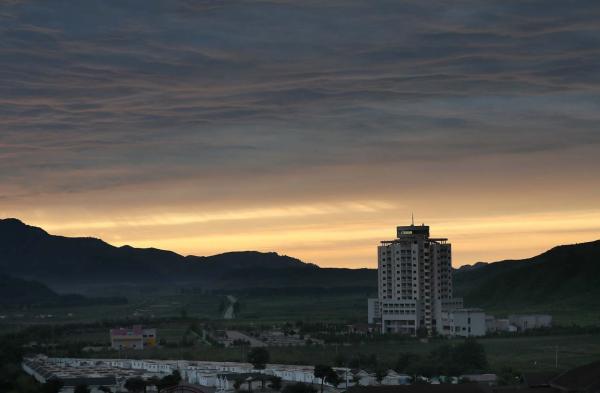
[411,212,414,226]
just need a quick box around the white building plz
[23,356,357,391]
[367,298,380,324]
[440,308,487,337]
[371,223,456,335]
[508,314,552,331]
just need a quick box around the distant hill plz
[2,218,599,310]
[0,218,376,291]
[455,262,488,272]
[0,273,126,308]
[453,240,600,308]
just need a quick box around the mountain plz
[0,218,375,291]
[0,273,126,308]
[0,273,58,306]
[2,218,599,309]
[453,240,600,308]
[455,262,488,272]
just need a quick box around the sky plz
[1,0,599,268]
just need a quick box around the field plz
[3,288,597,328]
[2,290,600,375]
[0,291,372,330]
[45,327,600,373]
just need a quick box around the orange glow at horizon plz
[6,202,600,268]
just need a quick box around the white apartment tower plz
[370,223,458,335]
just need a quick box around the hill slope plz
[0,274,126,308]
[0,218,375,290]
[454,240,600,308]
[2,217,599,310]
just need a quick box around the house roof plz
[110,325,144,336]
[551,361,600,393]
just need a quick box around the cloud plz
[0,0,599,265]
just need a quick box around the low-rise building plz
[508,314,552,331]
[110,325,157,350]
[368,298,381,325]
[485,317,518,333]
[440,309,486,337]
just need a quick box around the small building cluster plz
[109,325,157,350]
[347,361,600,393]
[23,355,600,393]
[22,356,349,392]
[368,223,552,337]
[210,329,323,347]
[258,330,324,346]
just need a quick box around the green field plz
[2,290,600,375]
[3,288,597,329]
[61,330,600,373]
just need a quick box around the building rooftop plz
[551,360,600,392]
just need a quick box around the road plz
[223,295,237,319]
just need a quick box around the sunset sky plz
[1,0,599,268]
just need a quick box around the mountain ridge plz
[0,218,370,290]
[453,240,600,308]
[2,218,600,311]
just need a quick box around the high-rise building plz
[368,223,461,335]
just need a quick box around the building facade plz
[110,325,157,350]
[369,223,459,335]
[508,314,552,331]
[440,308,487,337]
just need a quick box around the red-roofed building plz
[109,325,157,350]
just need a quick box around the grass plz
[2,289,597,327]
[238,293,370,323]
[3,291,600,375]
[71,332,600,373]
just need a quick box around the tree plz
[348,353,378,370]
[333,353,347,367]
[124,377,146,393]
[247,347,270,370]
[395,353,420,373]
[160,370,182,390]
[233,379,242,391]
[74,385,91,393]
[327,370,341,388]
[497,366,523,386]
[453,338,489,373]
[375,368,387,384]
[406,357,437,379]
[146,376,161,392]
[269,376,282,391]
[41,379,64,393]
[314,365,339,393]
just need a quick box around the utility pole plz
[555,346,558,369]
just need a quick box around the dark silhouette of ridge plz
[453,240,600,307]
[0,218,372,290]
[1,218,599,309]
